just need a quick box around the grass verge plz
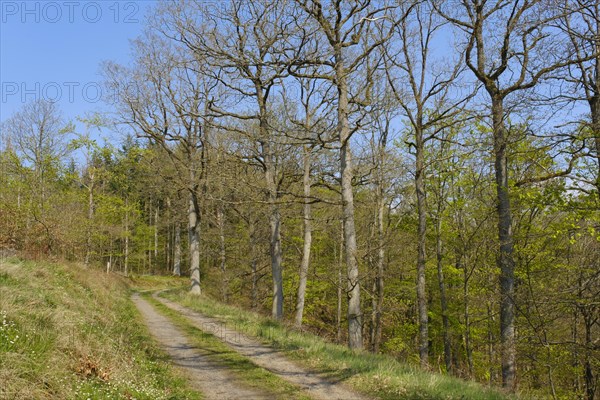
[0,257,201,400]
[143,293,312,400]
[159,287,512,400]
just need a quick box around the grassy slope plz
[160,287,513,400]
[0,258,200,400]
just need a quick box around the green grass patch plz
[143,293,312,400]
[160,287,512,400]
[0,258,201,399]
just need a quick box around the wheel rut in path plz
[131,293,271,400]
[154,292,371,400]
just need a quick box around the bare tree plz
[385,2,470,368]
[364,87,396,354]
[166,0,295,319]
[289,79,316,327]
[278,74,334,326]
[291,0,403,350]
[173,221,182,276]
[104,29,211,294]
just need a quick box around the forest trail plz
[131,293,272,400]
[147,291,370,400]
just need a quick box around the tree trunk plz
[336,47,362,350]
[341,119,362,350]
[295,145,312,327]
[337,222,344,343]
[370,276,377,350]
[249,218,258,310]
[589,96,600,192]
[173,222,181,276]
[264,147,283,319]
[154,206,159,259]
[584,311,596,400]
[268,201,283,320]
[188,191,201,295]
[487,302,496,384]
[124,197,129,277]
[492,97,516,390]
[572,306,581,394]
[372,169,385,353]
[436,215,452,374]
[165,198,171,272]
[462,255,474,377]
[217,204,228,302]
[590,22,600,193]
[85,180,94,266]
[259,96,283,320]
[415,124,429,367]
[166,224,171,272]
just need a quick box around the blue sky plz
[0,1,588,153]
[0,1,157,137]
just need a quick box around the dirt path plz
[131,293,272,400]
[154,292,370,400]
